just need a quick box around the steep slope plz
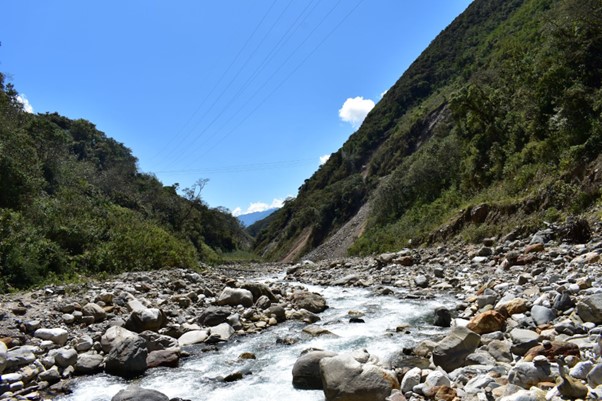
[0,75,252,291]
[255,0,602,260]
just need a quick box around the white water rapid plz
[56,282,455,401]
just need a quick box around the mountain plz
[0,76,252,291]
[254,0,602,261]
[237,208,279,227]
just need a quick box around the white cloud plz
[16,93,34,113]
[380,89,388,98]
[319,154,331,165]
[232,198,285,216]
[338,96,374,128]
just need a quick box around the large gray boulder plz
[82,302,107,322]
[101,326,139,354]
[576,293,602,324]
[206,323,234,343]
[178,330,209,347]
[241,282,277,301]
[111,385,169,401]
[509,328,540,356]
[432,326,480,372]
[217,287,254,308]
[508,357,554,388]
[105,336,148,378]
[198,306,231,326]
[49,347,78,368]
[530,305,556,326]
[292,291,328,314]
[5,345,38,370]
[33,328,69,345]
[320,353,399,401]
[74,352,104,375]
[292,350,337,389]
[124,308,166,333]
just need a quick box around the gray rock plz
[38,366,61,384]
[289,309,321,323]
[267,304,286,322]
[178,330,209,346]
[49,347,78,368]
[588,363,602,388]
[124,307,166,333]
[101,326,138,354]
[400,366,421,393]
[82,302,106,322]
[464,374,496,394]
[576,293,602,324]
[487,340,513,363]
[139,331,178,352]
[6,346,37,369]
[198,306,230,327]
[530,305,556,326]
[420,369,450,397]
[292,350,337,389]
[509,328,540,356]
[414,275,429,288]
[292,291,327,314]
[320,353,399,401]
[217,287,254,308]
[432,326,481,372]
[570,360,593,380]
[255,295,271,310]
[508,357,554,388]
[74,335,94,352]
[241,282,277,301]
[105,335,148,378]
[433,307,452,327]
[206,323,234,343]
[74,352,104,375]
[111,385,169,401]
[33,328,69,346]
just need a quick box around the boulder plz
[588,363,602,388]
[217,287,254,308]
[320,353,399,401]
[178,330,209,347]
[146,348,179,368]
[6,346,37,369]
[292,350,337,389]
[105,335,148,378]
[420,369,451,397]
[111,385,169,401]
[414,275,429,288]
[508,357,554,388]
[267,305,286,322]
[139,331,179,352]
[400,366,421,393]
[487,340,513,363]
[576,293,602,324]
[289,309,321,323]
[101,326,139,354]
[292,291,328,314]
[466,310,506,334]
[432,326,480,372]
[241,282,277,301]
[49,347,78,368]
[38,366,61,384]
[433,307,452,327]
[198,306,230,327]
[496,298,529,315]
[33,328,69,346]
[82,302,107,322]
[206,323,234,343]
[74,352,104,375]
[530,305,556,326]
[124,308,166,333]
[509,328,540,356]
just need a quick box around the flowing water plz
[57,282,455,401]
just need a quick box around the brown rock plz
[497,298,529,316]
[467,310,506,334]
[524,243,544,253]
[434,386,458,401]
[523,341,580,362]
[395,256,414,266]
[146,349,179,368]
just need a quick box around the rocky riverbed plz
[1,221,602,400]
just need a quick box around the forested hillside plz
[254,0,602,260]
[0,74,251,291]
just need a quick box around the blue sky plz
[1,1,472,215]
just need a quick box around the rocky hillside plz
[253,0,602,261]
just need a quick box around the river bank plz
[0,220,601,400]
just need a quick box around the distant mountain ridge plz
[237,208,278,227]
[253,0,602,261]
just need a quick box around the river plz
[56,281,455,401]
